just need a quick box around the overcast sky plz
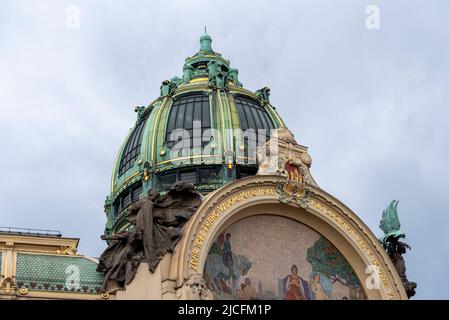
[1,0,448,299]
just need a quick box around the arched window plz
[165,93,211,148]
[118,117,148,177]
[234,95,274,133]
[157,166,221,191]
[235,95,274,161]
[113,181,143,218]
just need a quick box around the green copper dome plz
[104,33,285,234]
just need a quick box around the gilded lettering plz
[188,186,278,273]
[194,237,203,248]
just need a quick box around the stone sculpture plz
[97,182,202,291]
[379,200,417,298]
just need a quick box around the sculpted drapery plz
[97,182,202,291]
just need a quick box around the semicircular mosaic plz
[203,215,366,300]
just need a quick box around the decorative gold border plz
[189,77,208,84]
[217,90,227,151]
[156,154,220,166]
[151,97,169,162]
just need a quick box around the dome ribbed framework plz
[104,33,285,234]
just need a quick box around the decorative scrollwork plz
[57,245,77,255]
[178,273,212,300]
[0,277,16,293]
[276,178,310,209]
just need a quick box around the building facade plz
[0,228,108,300]
[0,33,410,300]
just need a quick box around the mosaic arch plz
[175,176,407,300]
[203,215,366,300]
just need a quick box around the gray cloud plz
[1,0,447,299]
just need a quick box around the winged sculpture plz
[379,200,405,244]
[379,200,416,298]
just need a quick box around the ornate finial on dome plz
[200,27,213,52]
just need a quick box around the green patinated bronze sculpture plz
[379,200,417,298]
